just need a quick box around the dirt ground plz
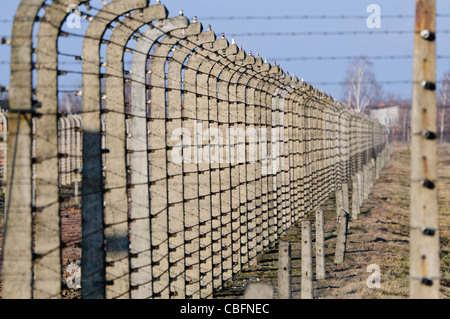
[214,143,450,299]
[0,144,449,299]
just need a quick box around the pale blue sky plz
[1,0,450,101]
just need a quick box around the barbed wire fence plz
[0,0,392,299]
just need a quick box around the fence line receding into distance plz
[0,0,390,299]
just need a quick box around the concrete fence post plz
[364,165,370,200]
[315,207,326,280]
[335,188,343,222]
[278,241,292,299]
[197,34,231,298]
[370,158,375,189]
[334,209,349,264]
[2,113,33,299]
[215,42,239,286]
[2,0,46,299]
[81,0,150,299]
[114,4,168,299]
[376,156,381,180]
[357,171,363,207]
[301,221,314,299]
[342,183,350,217]
[351,176,360,220]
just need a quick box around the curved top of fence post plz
[67,113,77,131]
[226,45,248,126]
[131,19,202,105]
[36,0,86,102]
[35,1,88,117]
[131,20,206,139]
[235,47,247,64]
[209,41,243,109]
[234,49,258,109]
[9,0,47,111]
[283,74,306,131]
[131,15,190,99]
[104,5,172,178]
[59,115,67,130]
[72,114,82,127]
[278,73,292,101]
[175,35,229,118]
[225,41,238,57]
[256,59,281,109]
[289,73,299,87]
[129,19,202,158]
[61,116,72,130]
[242,53,271,101]
[169,25,216,111]
[282,73,292,86]
[269,63,286,90]
[82,0,149,118]
[228,44,248,87]
[248,56,272,107]
[270,63,285,107]
[197,36,234,114]
[287,73,305,98]
[106,5,168,86]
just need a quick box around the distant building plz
[367,103,407,142]
[369,104,400,127]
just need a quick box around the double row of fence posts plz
[244,144,393,299]
[1,0,390,299]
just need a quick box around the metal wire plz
[0,0,392,301]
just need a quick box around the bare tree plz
[438,70,450,144]
[342,56,382,113]
[397,105,411,143]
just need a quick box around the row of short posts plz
[274,199,350,299]
[244,145,392,299]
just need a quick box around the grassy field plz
[214,143,450,299]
